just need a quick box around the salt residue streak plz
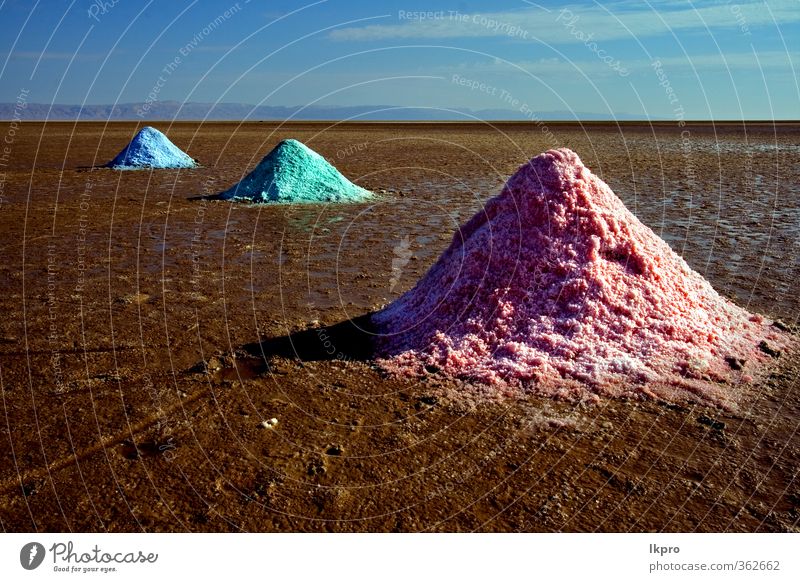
[107,126,197,169]
[218,139,371,204]
[373,149,788,407]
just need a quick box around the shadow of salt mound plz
[242,314,376,362]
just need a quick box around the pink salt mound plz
[373,149,791,408]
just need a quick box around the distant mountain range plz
[0,100,645,121]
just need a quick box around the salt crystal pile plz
[106,126,197,169]
[217,139,371,203]
[373,148,790,407]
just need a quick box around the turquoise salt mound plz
[217,139,372,203]
[107,126,197,169]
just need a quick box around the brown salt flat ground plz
[0,121,798,532]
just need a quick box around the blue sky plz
[0,0,798,119]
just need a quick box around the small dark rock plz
[662,402,689,413]
[21,481,37,497]
[121,441,140,460]
[697,414,725,431]
[724,356,745,371]
[121,438,177,460]
[325,444,343,456]
[424,364,441,374]
[759,341,781,358]
[772,320,791,332]
[190,511,209,525]
[419,395,438,406]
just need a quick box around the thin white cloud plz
[329,0,799,43]
[8,51,101,60]
[462,51,797,76]
[5,47,128,61]
[449,57,626,78]
[186,44,238,53]
[648,51,796,70]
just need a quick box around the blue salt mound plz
[107,126,197,169]
[218,139,372,203]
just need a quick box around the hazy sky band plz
[0,0,796,119]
